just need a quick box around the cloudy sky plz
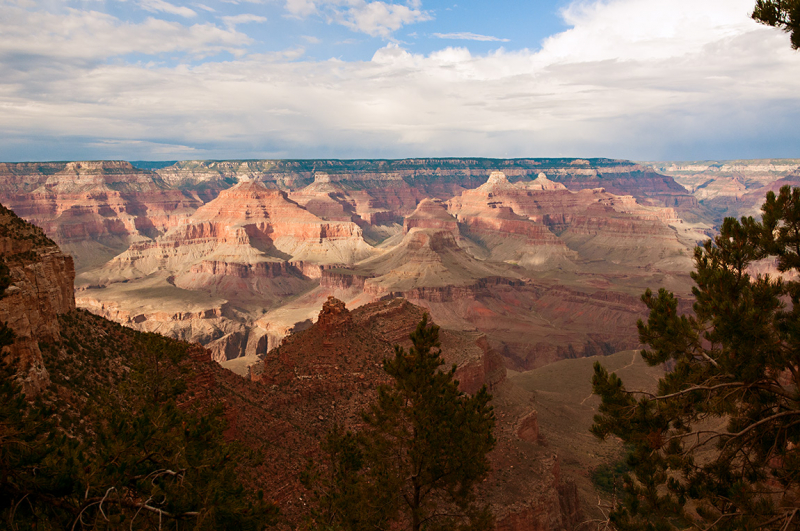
[1,0,799,162]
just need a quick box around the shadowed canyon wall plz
[0,158,709,369]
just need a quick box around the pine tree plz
[591,185,800,531]
[1,319,278,530]
[308,314,496,531]
[752,0,800,49]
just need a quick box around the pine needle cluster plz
[592,186,800,531]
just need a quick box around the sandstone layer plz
[0,204,75,394]
[0,161,201,270]
[2,159,702,367]
[647,158,800,222]
[5,209,583,530]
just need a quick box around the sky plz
[1,0,799,162]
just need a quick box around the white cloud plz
[285,0,318,17]
[1,0,799,161]
[336,1,431,37]
[542,0,758,62]
[0,6,251,61]
[221,13,267,27]
[432,32,509,42]
[139,0,197,18]
[284,0,430,37]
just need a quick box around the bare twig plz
[9,494,29,531]
[98,487,115,522]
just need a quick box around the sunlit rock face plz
[447,170,687,270]
[1,158,704,366]
[0,161,201,270]
[403,198,459,233]
[649,159,800,222]
[75,180,377,361]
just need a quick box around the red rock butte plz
[0,159,709,368]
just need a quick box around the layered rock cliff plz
[76,180,378,360]
[448,171,689,270]
[0,159,703,368]
[74,169,692,367]
[0,158,698,273]
[0,204,75,394]
[155,158,696,211]
[0,161,201,270]
[646,158,800,222]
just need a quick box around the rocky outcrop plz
[245,297,581,528]
[647,158,800,222]
[315,296,353,333]
[449,171,689,270]
[0,161,202,268]
[517,411,540,443]
[251,297,500,390]
[0,204,75,394]
[0,161,201,270]
[453,334,507,394]
[403,198,459,233]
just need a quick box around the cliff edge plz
[0,203,75,394]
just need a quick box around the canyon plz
[648,158,800,221]
[4,156,797,528]
[0,159,708,369]
[0,208,581,529]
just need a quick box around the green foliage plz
[753,0,800,49]
[591,185,800,531]
[0,312,278,530]
[307,314,496,531]
[0,204,56,248]
[591,451,633,495]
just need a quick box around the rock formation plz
[0,161,201,270]
[0,159,705,366]
[247,296,579,528]
[75,180,378,361]
[448,171,690,270]
[0,208,580,529]
[0,158,700,272]
[647,158,800,223]
[403,198,459,233]
[0,204,75,394]
[284,172,692,370]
